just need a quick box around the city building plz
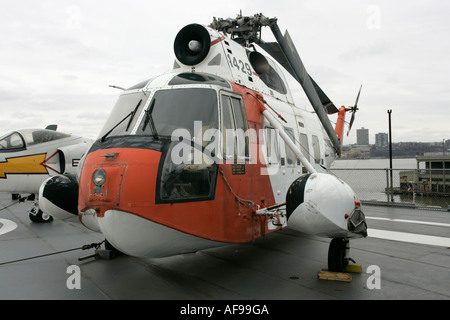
[357,127,369,145]
[375,132,388,147]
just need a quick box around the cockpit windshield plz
[99,88,219,142]
[23,129,71,146]
[0,129,71,151]
[0,132,24,150]
[98,91,149,140]
[138,88,218,139]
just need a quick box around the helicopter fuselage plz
[39,21,367,264]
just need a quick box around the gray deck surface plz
[0,192,449,303]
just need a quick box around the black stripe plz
[88,135,166,154]
[286,173,311,220]
[42,174,79,215]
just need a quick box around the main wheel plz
[328,238,348,272]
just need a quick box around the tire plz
[29,209,54,223]
[328,238,348,272]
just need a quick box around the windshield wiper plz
[142,99,159,140]
[126,99,142,131]
[101,99,142,142]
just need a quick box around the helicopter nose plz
[78,148,162,221]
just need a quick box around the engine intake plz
[248,51,270,74]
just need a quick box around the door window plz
[221,94,249,161]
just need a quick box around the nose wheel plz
[29,205,53,223]
[328,238,354,272]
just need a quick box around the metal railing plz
[328,168,450,211]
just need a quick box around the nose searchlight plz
[174,23,211,65]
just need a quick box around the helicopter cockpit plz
[95,72,239,203]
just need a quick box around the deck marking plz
[368,228,450,247]
[0,218,18,236]
[366,216,450,228]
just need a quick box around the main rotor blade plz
[268,23,341,154]
[258,41,339,115]
[310,76,339,114]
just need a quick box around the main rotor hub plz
[210,13,277,46]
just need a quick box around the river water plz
[331,158,418,170]
[329,158,449,209]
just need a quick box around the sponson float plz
[39,13,367,272]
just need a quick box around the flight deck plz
[0,192,449,302]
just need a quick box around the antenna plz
[109,85,126,91]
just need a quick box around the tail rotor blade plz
[354,85,362,108]
[347,112,356,136]
[347,85,362,136]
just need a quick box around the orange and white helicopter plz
[0,125,93,222]
[39,13,367,272]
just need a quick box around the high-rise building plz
[375,133,389,147]
[357,127,369,145]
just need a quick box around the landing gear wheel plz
[328,238,349,272]
[29,209,54,223]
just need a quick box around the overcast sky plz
[1,0,449,145]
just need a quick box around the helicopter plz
[0,125,93,222]
[39,13,367,272]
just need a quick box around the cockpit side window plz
[259,65,287,94]
[0,132,25,151]
[220,93,249,161]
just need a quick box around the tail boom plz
[334,106,347,150]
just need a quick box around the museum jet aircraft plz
[0,125,93,222]
[39,13,367,272]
